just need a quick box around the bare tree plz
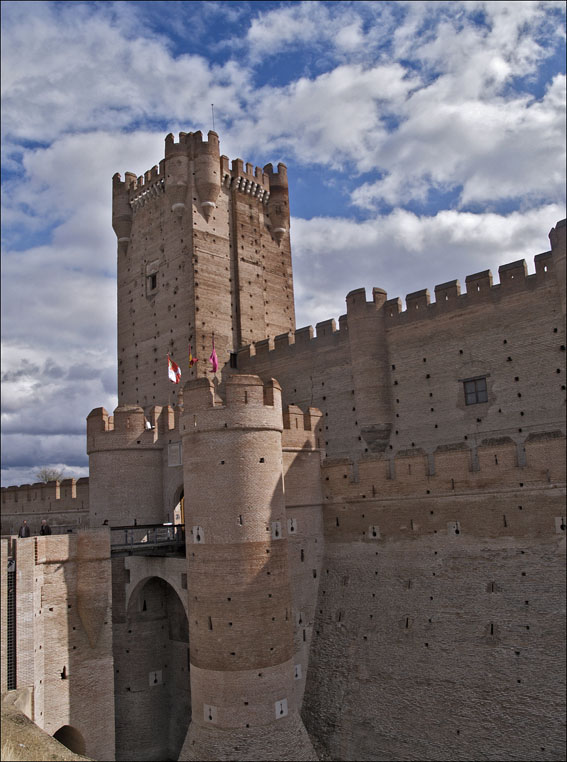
[35,467,65,483]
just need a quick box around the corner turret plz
[264,163,290,245]
[193,130,221,222]
[112,173,133,254]
[164,132,190,216]
[550,218,566,316]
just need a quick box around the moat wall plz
[302,437,566,761]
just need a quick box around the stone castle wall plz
[303,449,566,761]
[2,122,565,762]
[1,479,90,536]
[237,228,565,462]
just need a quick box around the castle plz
[1,130,565,762]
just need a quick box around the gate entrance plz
[114,576,190,761]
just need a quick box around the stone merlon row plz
[1,478,89,504]
[239,221,565,362]
[86,377,322,447]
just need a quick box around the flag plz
[167,355,181,384]
[189,344,198,367]
[209,337,218,373]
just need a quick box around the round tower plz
[178,375,316,761]
[86,404,166,527]
[164,132,190,216]
[193,130,221,222]
[549,218,566,317]
[345,287,394,454]
[112,172,133,255]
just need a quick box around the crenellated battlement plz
[1,478,89,506]
[334,228,564,325]
[238,317,349,365]
[383,247,560,324]
[282,404,323,450]
[238,245,559,362]
[163,129,219,158]
[0,477,90,535]
[220,155,271,201]
[86,404,179,454]
[182,374,280,410]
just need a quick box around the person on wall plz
[40,519,52,535]
[18,520,31,537]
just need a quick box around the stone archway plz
[115,576,190,762]
[53,725,86,756]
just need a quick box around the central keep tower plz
[112,130,295,407]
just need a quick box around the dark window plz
[230,352,238,369]
[464,377,488,405]
[148,273,157,292]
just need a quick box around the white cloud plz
[1,1,251,151]
[351,73,566,208]
[0,1,565,485]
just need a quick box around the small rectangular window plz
[230,353,238,369]
[147,273,157,293]
[464,377,487,405]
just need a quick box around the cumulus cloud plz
[351,73,566,209]
[1,1,565,485]
[0,0,251,153]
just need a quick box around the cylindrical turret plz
[178,376,316,761]
[345,287,394,454]
[164,133,190,217]
[264,163,290,245]
[86,405,165,527]
[112,173,133,254]
[193,131,221,222]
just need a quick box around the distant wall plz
[0,480,89,536]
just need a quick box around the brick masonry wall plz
[178,376,316,761]
[238,238,566,463]
[302,482,566,762]
[0,538,8,693]
[301,433,566,761]
[11,531,115,761]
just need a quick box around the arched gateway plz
[114,576,190,762]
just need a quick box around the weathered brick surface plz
[7,532,115,761]
[303,488,566,762]
[178,376,317,760]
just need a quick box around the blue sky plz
[1,0,566,486]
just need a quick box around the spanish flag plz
[189,344,198,367]
[167,355,181,384]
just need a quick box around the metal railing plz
[110,523,185,555]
